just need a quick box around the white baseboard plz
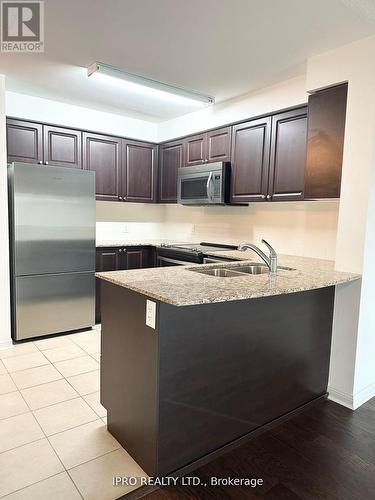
[328,382,375,410]
[352,382,375,409]
[0,339,13,351]
[328,387,354,409]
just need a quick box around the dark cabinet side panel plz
[6,119,43,164]
[123,140,158,203]
[268,108,307,201]
[83,133,121,201]
[101,283,159,476]
[159,140,184,203]
[305,83,347,199]
[43,126,82,169]
[206,126,232,163]
[231,117,271,202]
[158,287,335,474]
[95,248,120,324]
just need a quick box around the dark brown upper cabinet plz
[83,133,121,202]
[184,127,231,166]
[206,127,232,163]
[159,140,184,203]
[123,140,158,203]
[304,83,347,199]
[231,117,271,203]
[6,119,43,164]
[268,107,308,202]
[43,126,82,169]
[184,133,206,166]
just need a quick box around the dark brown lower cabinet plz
[95,246,154,323]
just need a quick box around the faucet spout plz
[238,240,278,274]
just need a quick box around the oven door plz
[157,256,191,267]
[178,164,224,205]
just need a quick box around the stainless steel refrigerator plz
[8,162,96,341]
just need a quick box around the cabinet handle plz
[119,249,122,253]
[38,161,43,165]
[119,196,123,200]
[44,161,49,165]
[266,194,271,200]
[261,195,266,199]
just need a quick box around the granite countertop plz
[96,250,361,306]
[95,239,187,248]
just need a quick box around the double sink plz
[191,263,294,277]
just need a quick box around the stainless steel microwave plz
[177,162,230,205]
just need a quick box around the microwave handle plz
[206,171,214,201]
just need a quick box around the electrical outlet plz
[146,300,156,329]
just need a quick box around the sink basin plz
[193,268,247,277]
[190,264,295,277]
[232,264,269,275]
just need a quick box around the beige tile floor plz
[0,326,147,500]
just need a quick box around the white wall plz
[6,92,157,142]
[0,75,12,349]
[306,35,375,409]
[158,76,307,141]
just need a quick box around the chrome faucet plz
[238,239,278,274]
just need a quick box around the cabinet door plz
[123,140,158,203]
[305,84,347,199]
[44,126,82,169]
[6,119,43,164]
[159,140,184,202]
[206,127,232,163]
[83,133,121,202]
[268,108,307,201]
[95,248,120,323]
[184,133,206,166]
[231,117,271,202]
[126,248,145,269]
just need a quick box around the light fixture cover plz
[87,62,215,105]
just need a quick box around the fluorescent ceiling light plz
[87,62,215,106]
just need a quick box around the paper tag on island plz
[146,300,156,329]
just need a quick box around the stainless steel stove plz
[156,242,237,266]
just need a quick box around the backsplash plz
[96,200,340,260]
[96,221,194,243]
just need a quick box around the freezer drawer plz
[14,272,95,340]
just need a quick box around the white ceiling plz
[1,0,375,122]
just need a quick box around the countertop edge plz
[96,269,361,307]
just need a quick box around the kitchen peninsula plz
[97,252,360,477]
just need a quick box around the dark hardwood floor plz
[146,397,375,500]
